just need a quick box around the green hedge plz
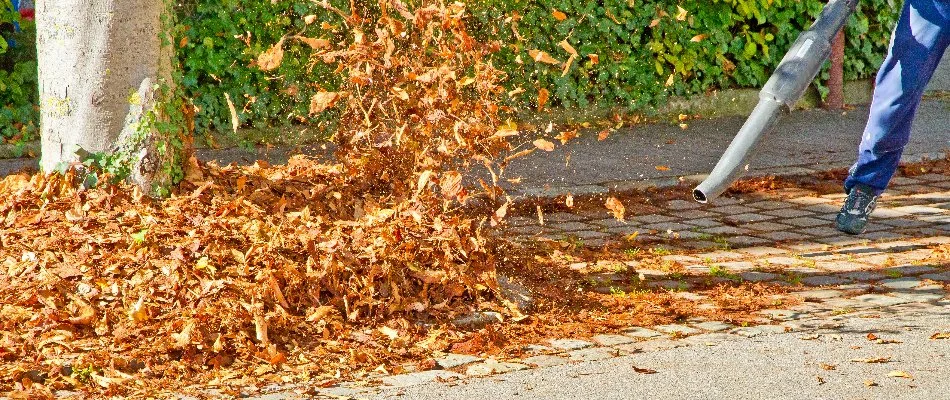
[1,1,902,144]
[0,0,38,147]
[178,0,900,136]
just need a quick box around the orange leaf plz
[675,6,688,21]
[294,36,330,49]
[558,40,578,56]
[552,10,567,21]
[257,37,286,71]
[598,129,611,141]
[690,34,707,43]
[655,165,671,171]
[538,88,550,110]
[555,129,578,145]
[528,49,561,65]
[309,91,340,115]
[533,139,555,152]
[588,53,600,64]
[605,197,625,221]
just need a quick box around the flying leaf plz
[294,36,330,49]
[491,201,510,227]
[415,170,434,199]
[538,88,550,109]
[440,171,463,200]
[565,194,574,208]
[558,40,578,56]
[675,6,688,21]
[494,121,519,138]
[528,49,561,65]
[556,129,579,145]
[552,10,567,21]
[310,91,340,115]
[304,15,317,24]
[533,139,555,152]
[378,326,400,340]
[605,197,625,221]
[257,37,286,71]
[224,93,239,134]
[306,306,336,322]
[690,34,708,42]
[633,366,657,374]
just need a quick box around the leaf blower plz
[693,0,858,203]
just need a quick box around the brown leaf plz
[597,129,611,141]
[555,129,579,145]
[537,88,550,110]
[415,170,434,199]
[491,201,510,227]
[533,139,555,152]
[68,303,97,326]
[558,40,578,57]
[633,366,657,374]
[864,380,878,387]
[309,91,340,115]
[257,37,286,71]
[690,34,708,42]
[605,197,625,221]
[930,332,950,340]
[588,53,600,64]
[224,93,240,135]
[294,36,330,49]
[171,320,195,348]
[866,333,879,341]
[440,171,464,200]
[819,363,836,371]
[888,370,912,379]
[675,6,688,21]
[184,155,204,184]
[851,356,891,363]
[306,306,336,322]
[528,49,561,65]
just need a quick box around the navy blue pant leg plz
[844,0,950,195]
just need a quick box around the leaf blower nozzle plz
[693,0,858,203]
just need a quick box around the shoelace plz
[845,190,876,216]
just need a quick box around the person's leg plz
[843,0,950,195]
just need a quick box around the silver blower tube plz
[693,0,858,203]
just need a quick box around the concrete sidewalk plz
[3,64,948,197]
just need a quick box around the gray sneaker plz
[835,184,879,235]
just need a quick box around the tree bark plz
[36,0,173,193]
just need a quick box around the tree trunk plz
[36,0,175,195]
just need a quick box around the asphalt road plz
[371,304,950,400]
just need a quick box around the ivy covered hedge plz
[1,1,903,143]
[177,0,901,136]
[0,0,38,146]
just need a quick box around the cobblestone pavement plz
[234,169,950,400]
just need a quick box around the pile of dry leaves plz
[1,1,532,396]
